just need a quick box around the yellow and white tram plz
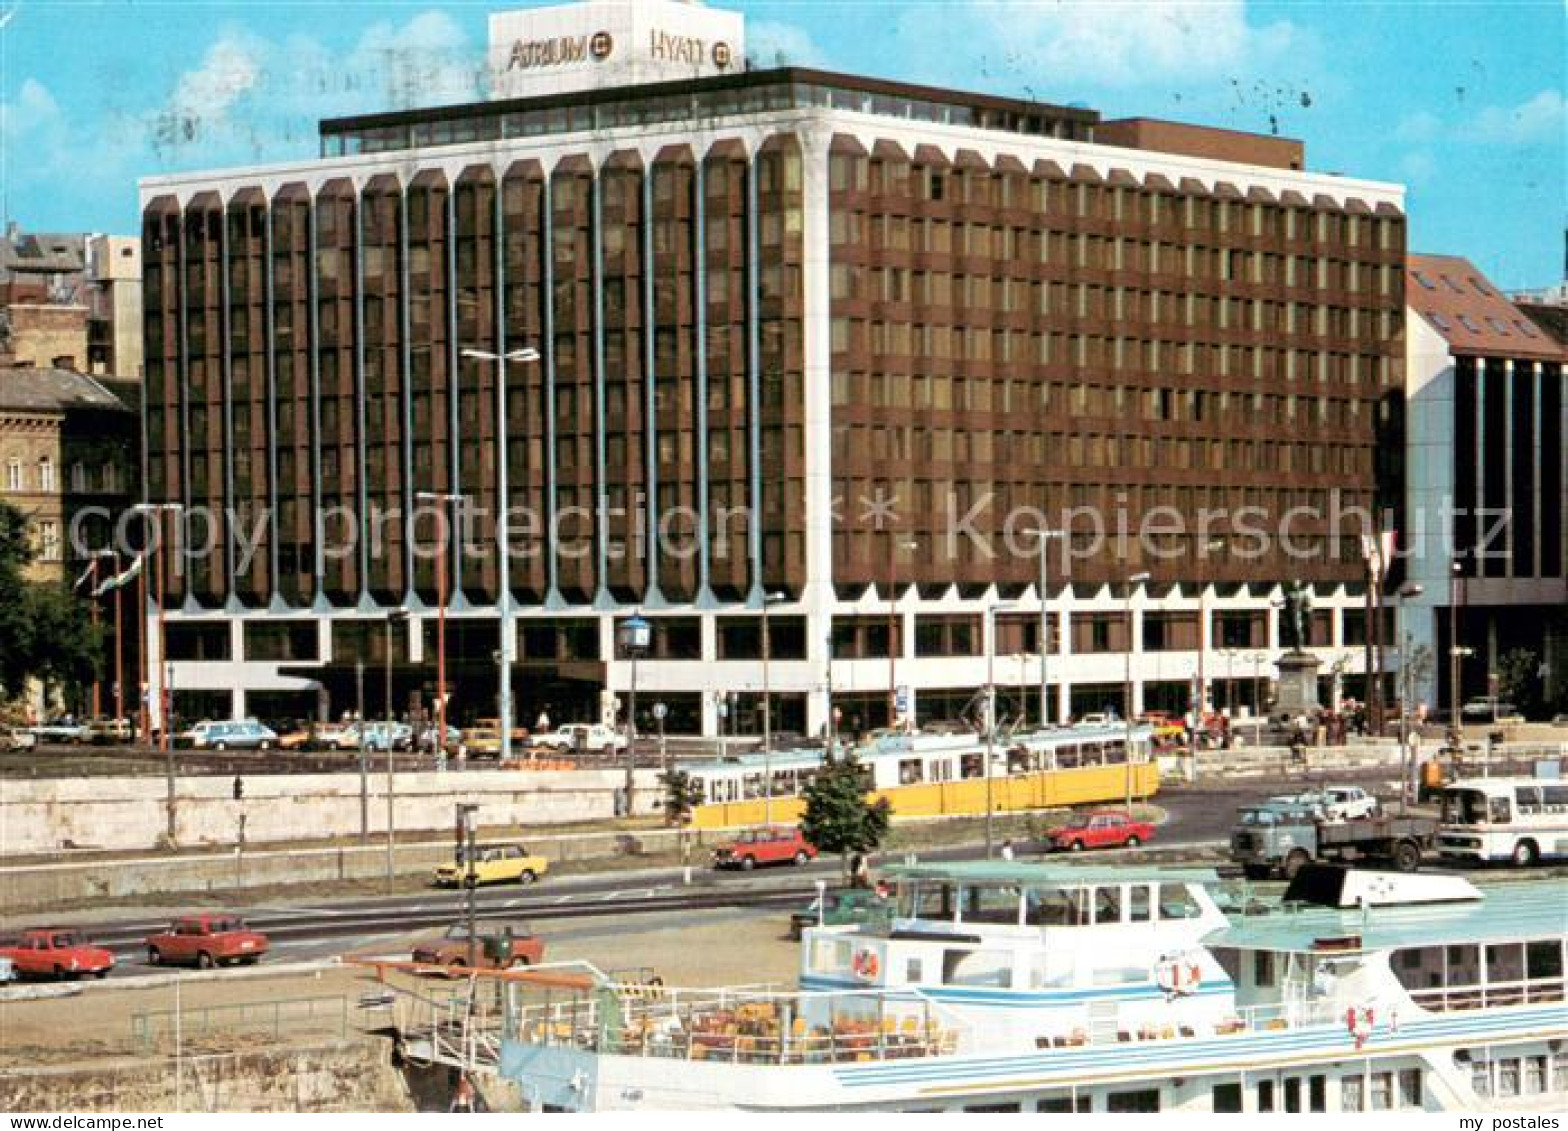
[685,724,1158,829]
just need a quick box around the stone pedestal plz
[1273,650,1322,719]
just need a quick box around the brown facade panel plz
[226,187,272,605]
[313,179,359,604]
[271,183,315,607]
[361,173,406,603]
[501,161,550,602]
[550,157,597,603]
[406,170,452,605]
[182,191,227,607]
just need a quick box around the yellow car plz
[434,843,549,887]
[461,725,503,758]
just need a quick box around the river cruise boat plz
[404,862,1566,1112]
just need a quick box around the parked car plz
[184,719,278,751]
[415,723,463,754]
[1044,810,1155,852]
[0,954,13,983]
[145,915,269,968]
[712,826,817,870]
[788,888,887,940]
[1461,699,1522,723]
[0,928,115,979]
[433,843,549,887]
[358,722,413,753]
[28,717,91,744]
[533,723,626,755]
[410,920,544,973]
[1269,785,1380,822]
[1,725,37,753]
[86,717,134,744]
[461,724,503,759]
[314,721,360,750]
[273,722,314,751]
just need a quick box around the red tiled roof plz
[1407,253,1565,361]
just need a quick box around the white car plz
[1272,786,1380,822]
[534,723,626,755]
[1,726,37,753]
[183,719,278,752]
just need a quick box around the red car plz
[146,915,269,968]
[1046,810,1155,852]
[712,826,818,870]
[0,928,115,979]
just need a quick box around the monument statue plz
[1281,580,1312,652]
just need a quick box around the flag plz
[93,553,144,596]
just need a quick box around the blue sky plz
[2,0,1563,289]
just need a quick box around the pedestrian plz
[849,852,869,888]
[999,838,1015,861]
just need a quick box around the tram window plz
[1006,748,1030,774]
[1080,742,1101,764]
[1103,740,1126,765]
[931,758,952,782]
[1129,885,1151,922]
[960,753,984,779]
[898,758,923,785]
[1094,885,1122,924]
[1057,744,1080,768]
[743,773,763,799]
[1158,884,1201,919]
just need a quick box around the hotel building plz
[139,0,1409,737]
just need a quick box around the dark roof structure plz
[1407,253,1564,361]
[0,365,136,414]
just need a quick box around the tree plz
[799,753,891,880]
[1496,648,1545,719]
[658,768,706,827]
[0,500,101,708]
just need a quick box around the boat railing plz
[506,973,973,1065]
[1406,974,1566,1014]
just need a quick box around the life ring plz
[1155,956,1203,997]
[850,949,880,981]
[1345,1005,1375,1049]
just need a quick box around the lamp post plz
[460,346,539,765]
[384,607,409,892]
[887,537,918,731]
[1393,581,1424,807]
[617,613,652,814]
[1024,528,1065,729]
[417,490,466,764]
[983,600,1018,857]
[1124,572,1151,814]
[134,501,183,844]
[1448,560,1465,736]
[92,548,124,726]
[760,591,788,822]
[1192,538,1225,773]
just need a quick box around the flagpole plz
[138,549,149,745]
[112,551,123,727]
[89,557,101,719]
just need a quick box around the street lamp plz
[90,548,124,727]
[1023,528,1066,728]
[1192,537,1226,771]
[887,537,918,731]
[1448,560,1465,736]
[617,613,652,814]
[416,490,466,763]
[1393,581,1424,807]
[133,501,183,844]
[384,606,410,893]
[983,600,1018,857]
[760,590,789,822]
[460,345,540,765]
[1124,572,1151,814]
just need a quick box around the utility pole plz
[417,491,466,763]
[135,501,183,844]
[356,658,367,843]
[457,803,479,967]
[761,591,787,821]
[385,608,409,893]
[617,615,651,814]
[1124,573,1150,813]
[1025,529,1065,728]
[984,601,1017,856]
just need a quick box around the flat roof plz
[1205,881,1563,954]
[886,862,1220,887]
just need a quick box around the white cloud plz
[1466,88,1565,145]
[1394,110,1442,146]
[0,77,61,144]
[965,0,1304,86]
[168,32,264,123]
[747,20,827,69]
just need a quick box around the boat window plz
[964,1102,1021,1113]
[942,948,1013,987]
[1212,1082,1242,1113]
[1258,1080,1275,1112]
[1487,943,1525,984]
[1254,950,1276,987]
[904,957,923,983]
[907,881,957,921]
[1129,885,1151,922]
[963,884,1023,925]
[1284,1077,1301,1112]
[1527,939,1564,980]
[1093,885,1122,924]
[1158,884,1202,919]
[1025,888,1088,926]
[1107,1088,1160,1112]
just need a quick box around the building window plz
[71,462,88,492]
[38,458,55,493]
[37,521,60,561]
[5,458,19,491]
[1212,1082,1242,1113]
